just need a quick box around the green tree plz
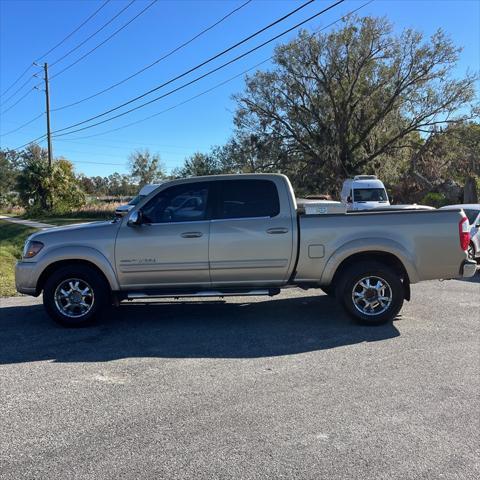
[16,145,84,212]
[410,122,480,202]
[173,152,223,178]
[0,149,20,194]
[129,149,166,187]
[233,15,478,194]
[77,174,97,195]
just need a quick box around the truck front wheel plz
[43,264,110,327]
[335,261,404,325]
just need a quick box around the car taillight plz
[459,216,470,251]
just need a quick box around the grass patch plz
[22,204,119,226]
[0,220,37,297]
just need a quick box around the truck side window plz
[214,180,280,219]
[141,183,209,223]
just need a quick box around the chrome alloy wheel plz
[54,278,95,318]
[351,276,393,316]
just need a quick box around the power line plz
[0,85,39,115]
[0,111,45,137]
[56,138,208,150]
[12,0,374,151]
[65,158,128,166]
[49,0,158,81]
[49,0,137,69]
[1,0,137,113]
[0,73,37,108]
[56,146,198,158]
[34,0,112,62]
[51,0,319,136]
[0,0,153,120]
[0,0,111,102]
[65,59,272,140]
[11,0,327,149]
[52,0,253,112]
[58,0,373,142]
[54,151,182,166]
[51,0,344,139]
[0,64,34,99]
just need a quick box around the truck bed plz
[295,209,466,285]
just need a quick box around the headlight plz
[23,240,44,259]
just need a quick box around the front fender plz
[36,245,120,291]
[320,238,420,285]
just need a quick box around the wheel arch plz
[321,237,418,283]
[327,250,413,301]
[35,248,119,295]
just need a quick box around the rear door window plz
[214,180,280,219]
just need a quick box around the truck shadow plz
[0,294,400,364]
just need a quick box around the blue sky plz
[0,0,479,177]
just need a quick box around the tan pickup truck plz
[16,174,476,327]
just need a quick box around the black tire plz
[320,286,335,297]
[43,264,110,327]
[335,261,404,326]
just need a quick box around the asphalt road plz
[0,277,479,480]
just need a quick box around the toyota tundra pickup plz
[16,174,477,327]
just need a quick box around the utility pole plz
[43,62,53,169]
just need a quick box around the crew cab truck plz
[16,174,476,327]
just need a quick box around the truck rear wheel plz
[43,264,110,327]
[335,261,404,325]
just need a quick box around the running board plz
[126,289,279,300]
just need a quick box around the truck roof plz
[176,173,288,181]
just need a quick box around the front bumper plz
[461,259,478,278]
[15,261,40,295]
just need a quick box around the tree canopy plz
[15,145,84,212]
[231,15,478,194]
[129,149,166,187]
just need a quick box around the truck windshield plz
[353,188,388,202]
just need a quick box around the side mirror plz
[347,196,352,203]
[127,210,143,226]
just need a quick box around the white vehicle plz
[115,183,164,216]
[440,204,480,261]
[341,175,390,211]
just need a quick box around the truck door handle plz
[181,231,203,238]
[266,227,289,234]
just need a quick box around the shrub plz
[421,192,449,208]
[17,157,85,213]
